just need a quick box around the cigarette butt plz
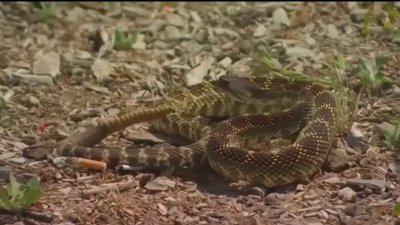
[78,158,107,171]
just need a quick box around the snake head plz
[216,75,272,100]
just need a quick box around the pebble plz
[344,204,357,217]
[326,24,339,39]
[285,47,314,59]
[323,176,342,184]
[272,8,290,26]
[253,24,267,37]
[373,122,395,137]
[350,8,368,23]
[7,157,27,164]
[381,192,392,200]
[167,14,186,27]
[164,26,182,41]
[0,152,16,161]
[346,178,386,192]
[338,187,357,202]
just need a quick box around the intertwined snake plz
[56,75,338,188]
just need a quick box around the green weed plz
[114,29,137,51]
[0,174,41,211]
[34,2,57,22]
[352,55,392,92]
[395,202,400,216]
[385,118,400,151]
[362,2,400,36]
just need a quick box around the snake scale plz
[56,75,338,188]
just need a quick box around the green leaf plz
[7,174,23,204]
[375,55,390,69]
[394,203,400,216]
[19,177,41,208]
[0,187,12,210]
[114,30,137,51]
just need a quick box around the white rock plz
[167,13,186,27]
[272,8,290,26]
[253,24,267,37]
[327,24,339,39]
[286,47,314,59]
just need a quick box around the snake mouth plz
[216,75,270,100]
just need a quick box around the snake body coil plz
[56,75,338,188]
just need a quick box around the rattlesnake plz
[56,75,338,188]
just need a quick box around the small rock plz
[345,178,386,192]
[32,51,60,78]
[123,6,151,17]
[189,10,202,23]
[167,13,186,27]
[323,176,342,184]
[0,166,11,180]
[347,2,358,10]
[344,204,357,217]
[144,180,169,192]
[305,36,316,46]
[91,58,111,81]
[373,122,395,137]
[381,192,392,199]
[0,152,16,161]
[153,177,176,188]
[66,6,84,22]
[218,57,232,68]
[272,8,290,26]
[389,162,400,175]
[338,187,356,202]
[265,193,287,205]
[7,157,27,164]
[350,8,368,23]
[344,25,354,34]
[28,95,40,106]
[131,33,146,50]
[143,176,176,192]
[164,25,182,40]
[157,203,168,215]
[214,28,239,37]
[253,24,267,37]
[285,47,314,59]
[59,187,72,195]
[326,24,339,39]
[22,147,49,160]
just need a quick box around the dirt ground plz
[1,2,400,225]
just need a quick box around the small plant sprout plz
[35,2,57,22]
[114,29,137,51]
[385,118,400,151]
[394,202,400,216]
[353,55,392,92]
[0,173,42,211]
